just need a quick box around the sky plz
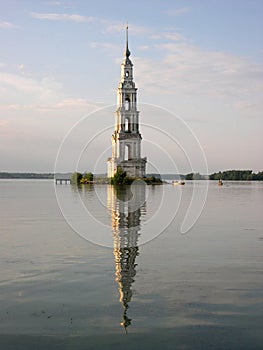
[0,0,262,174]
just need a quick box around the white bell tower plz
[107,26,147,178]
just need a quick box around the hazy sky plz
[1,0,262,173]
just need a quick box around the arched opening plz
[125,96,130,111]
[124,144,129,160]
[125,118,129,132]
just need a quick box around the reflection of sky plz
[1,180,263,346]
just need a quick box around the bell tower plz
[107,25,147,178]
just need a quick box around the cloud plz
[0,21,16,29]
[133,41,263,114]
[151,32,186,42]
[0,71,64,107]
[90,42,119,51]
[0,72,61,94]
[137,45,149,51]
[18,64,25,71]
[0,98,103,113]
[165,7,191,16]
[54,98,102,111]
[1,72,47,94]
[88,20,262,114]
[31,12,94,22]
[233,99,262,113]
[0,60,103,116]
[163,32,186,41]
[46,1,62,5]
[0,120,9,127]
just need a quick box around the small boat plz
[218,179,223,186]
[172,180,185,186]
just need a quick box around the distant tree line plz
[209,170,263,181]
[183,170,263,181]
[185,172,203,180]
[0,172,54,179]
[71,172,94,185]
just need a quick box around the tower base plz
[108,157,147,178]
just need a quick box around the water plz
[0,180,262,349]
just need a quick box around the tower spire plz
[125,23,131,58]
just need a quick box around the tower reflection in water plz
[107,182,146,332]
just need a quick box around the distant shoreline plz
[0,172,55,179]
[1,170,262,181]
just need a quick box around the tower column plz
[107,26,147,178]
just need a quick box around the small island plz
[70,168,163,186]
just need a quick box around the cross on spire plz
[125,23,131,58]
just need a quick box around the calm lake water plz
[0,180,262,350]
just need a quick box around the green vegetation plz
[110,168,164,185]
[185,173,193,180]
[144,175,163,184]
[81,172,94,184]
[185,172,202,180]
[111,167,132,185]
[209,170,263,181]
[71,171,96,185]
[71,172,83,185]
[252,172,263,180]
